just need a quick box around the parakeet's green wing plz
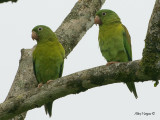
[122,25,132,61]
[33,58,37,81]
[122,25,138,98]
[59,62,64,77]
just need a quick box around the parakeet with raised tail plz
[32,25,65,116]
[94,9,138,98]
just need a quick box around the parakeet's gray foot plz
[47,80,53,84]
[106,62,119,66]
[38,83,43,88]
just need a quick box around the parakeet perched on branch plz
[94,9,138,98]
[32,25,65,116]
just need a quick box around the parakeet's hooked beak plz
[94,16,102,25]
[32,31,38,40]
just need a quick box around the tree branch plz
[3,0,105,119]
[56,0,105,56]
[0,60,155,120]
[141,0,160,79]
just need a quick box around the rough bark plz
[141,0,160,80]
[2,0,105,120]
[0,60,154,120]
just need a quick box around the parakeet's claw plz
[47,80,54,84]
[38,83,43,88]
[154,80,159,87]
[106,62,119,66]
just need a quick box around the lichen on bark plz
[141,0,160,81]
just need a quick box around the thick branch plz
[141,0,160,79]
[56,0,105,56]
[0,60,155,120]
[4,0,105,120]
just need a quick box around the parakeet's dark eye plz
[102,12,106,16]
[38,27,43,31]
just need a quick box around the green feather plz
[122,25,132,61]
[96,9,138,98]
[32,25,65,116]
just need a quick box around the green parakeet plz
[94,9,138,98]
[32,25,65,116]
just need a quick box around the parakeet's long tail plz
[126,82,138,99]
[44,102,53,117]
